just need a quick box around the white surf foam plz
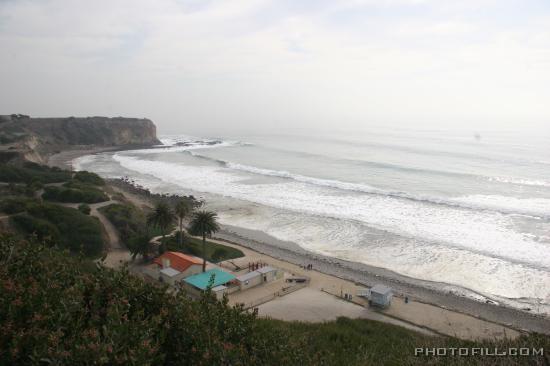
[450,195,550,218]
[72,154,97,171]
[189,152,550,218]
[489,176,550,187]
[112,154,550,270]
[124,135,242,155]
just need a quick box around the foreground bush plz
[0,235,548,365]
[0,234,305,365]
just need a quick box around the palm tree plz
[174,199,192,247]
[188,210,220,272]
[147,201,175,254]
[128,232,154,261]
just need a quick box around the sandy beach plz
[49,148,550,337]
[215,225,550,335]
[47,147,119,170]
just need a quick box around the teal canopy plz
[183,269,236,290]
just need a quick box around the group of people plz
[247,261,266,271]
[302,263,314,270]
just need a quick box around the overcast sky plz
[1,0,549,135]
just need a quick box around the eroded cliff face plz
[13,116,159,146]
[0,115,161,163]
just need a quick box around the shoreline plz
[47,144,164,170]
[49,147,550,335]
[215,226,550,335]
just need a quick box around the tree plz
[174,199,192,247]
[188,210,220,272]
[147,201,175,254]
[128,232,154,261]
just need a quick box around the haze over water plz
[76,126,550,314]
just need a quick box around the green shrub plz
[0,162,71,183]
[42,185,108,203]
[11,214,61,244]
[62,179,104,190]
[73,170,105,186]
[0,197,33,214]
[24,180,43,197]
[99,203,159,243]
[12,202,104,257]
[78,203,91,215]
[0,235,272,366]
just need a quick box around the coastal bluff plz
[0,114,161,163]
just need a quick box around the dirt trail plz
[90,200,122,250]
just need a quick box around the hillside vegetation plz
[1,234,549,366]
[42,185,108,204]
[0,163,107,257]
[0,162,71,183]
[10,202,104,257]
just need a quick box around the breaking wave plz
[187,150,550,218]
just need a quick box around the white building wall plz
[238,274,262,291]
[259,268,282,283]
[160,271,185,286]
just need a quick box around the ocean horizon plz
[75,126,550,315]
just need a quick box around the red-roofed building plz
[153,251,203,285]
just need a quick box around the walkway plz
[257,287,437,336]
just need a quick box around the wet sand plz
[47,147,119,170]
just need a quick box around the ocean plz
[74,127,550,314]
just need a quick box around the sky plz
[1,0,549,135]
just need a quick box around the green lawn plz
[165,233,244,263]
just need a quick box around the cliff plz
[0,115,161,163]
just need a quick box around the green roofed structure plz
[183,269,236,299]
